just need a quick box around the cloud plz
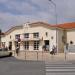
[0,0,75,32]
[0,11,54,32]
[0,0,8,3]
[65,0,75,17]
[0,0,37,14]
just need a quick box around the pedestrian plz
[42,45,46,51]
[50,45,56,55]
[50,46,54,55]
[9,45,12,50]
[66,43,68,50]
[16,46,19,56]
[52,45,56,55]
[50,50,54,55]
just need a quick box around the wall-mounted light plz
[51,36,53,39]
[70,40,73,45]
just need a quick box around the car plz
[0,48,2,51]
[0,49,12,58]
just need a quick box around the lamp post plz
[49,0,58,53]
[49,0,57,24]
[0,29,2,48]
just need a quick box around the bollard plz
[14,50,15,56]
[25,51,26,60]
[65,52,67,61]
[36,51,38,61]
[42,51,43,61]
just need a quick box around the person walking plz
[16,46,19,56]
[50,45,56,55]
[52,45,56,55]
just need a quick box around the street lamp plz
[49,0,57,27]
[49,0,58,53]
[0,29,2,47]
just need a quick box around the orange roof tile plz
[55,22,75,29]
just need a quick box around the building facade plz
[1,22,67,53]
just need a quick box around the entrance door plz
[44,40,49,51]
[9,41,12,50]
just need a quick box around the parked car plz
[0,48,12,58]
[0,48,2,51]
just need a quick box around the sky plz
[0,0,75,32]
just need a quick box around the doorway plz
[9,41,12,50]
[44,40,49,51]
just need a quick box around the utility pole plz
[0,29,2,47]
[49,0,58,53]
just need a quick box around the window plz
[15,42,18,47]
[24,41,29,50]
[10,35,11,39]
[2,42,5,47]
[46,32,48,37]
[34,41,39,50]
[15,34,20,39]
[33,33,39,38]
[9,42,12,50]
[24,33,29,38]
[15,34,21,42]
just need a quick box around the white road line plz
[46,69,75,72]
[45,64,75,75]
[46,66,75,69]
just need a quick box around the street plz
[1,57,75,75]
[0,57,45,75]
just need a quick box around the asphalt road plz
[0,57,45,75]
[1,57,75,75]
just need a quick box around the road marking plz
[45,63,75,75]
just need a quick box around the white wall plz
[67,29,75,45]
[21,26,57,51]
[1,26,57,51]
[57,29,64,52]
[30,27,57,51]
[2,28,23,50]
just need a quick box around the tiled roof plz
[55,22,75,29]
[5,25,23,35]
[30,22,55,28]
[3,22,75,35]
[5,22,56,35]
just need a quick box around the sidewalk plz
[9,50,75,62]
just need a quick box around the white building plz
[1,22,65,53]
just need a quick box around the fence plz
[12,51,50,61]
[8,50,67,62]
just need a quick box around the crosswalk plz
[45,62,75,75]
